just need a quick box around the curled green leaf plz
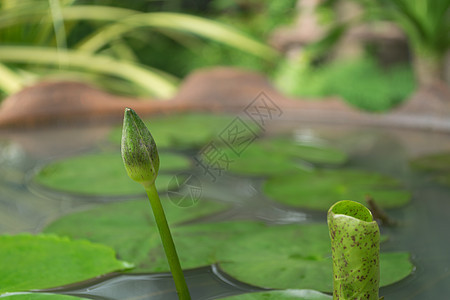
[327,200,380,299]
[121,108,160,187]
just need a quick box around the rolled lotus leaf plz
[327,200,380,300]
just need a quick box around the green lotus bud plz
[327,200,380,300]
[121,108,160,187]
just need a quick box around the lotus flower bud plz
[121,108,160,187]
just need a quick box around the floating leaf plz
[0,234,131,294]
[410,152,450,186]
[109,113,260,149]
[44,198,233,272]
[218,143,302,176]
[0,293,87,299]
[263,169,411,210]
[33,152,190,196]
[209,137,347,177]
[217,224,413,292]
[261,138,347,165]
[222,290,332,299]
[44,203,412,291]
[410,151,450,172]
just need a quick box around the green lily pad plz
[0,234,131,295]
[1,294,87,299]
[203,137,347,177]
[217,143,303,176]
[410,151,450,172]
[109,113,261,149]
[33,152,191,196]
[222,290,332,299]
[44,197,235,272]
[261,138,347,165]
[410,152,450,186]
[44,200,412,292]
[263,169,411,210]
[217,224,413,292]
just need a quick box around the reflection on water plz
[39,265,263,300]
[1,121,450,299]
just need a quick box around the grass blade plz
[0,46,178,98]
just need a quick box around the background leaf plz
[263,169,411,210]
[216,137,347,176]
[33,152,191,196]
[110,113,261,149]
[261,138,347,166]
[0,46,177,98]
[0,293,87,299]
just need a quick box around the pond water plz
[1,118,450,300]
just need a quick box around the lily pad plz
[109,113,261,149]
[261,138,347,165]
[217,224,413,292]
[0,234,131,294]
[410,151,450,172]
[1,294,87,299]
[222,290,332,299]
[410,152,450,186]
[204,137,347,177]
[44,201,412,292]
[44,197,235,272]
[33,152,191,196]
[263,169,411,210]
[217,143,303,176]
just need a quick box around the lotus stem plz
[327,200,380,300]
[121,107,191,300]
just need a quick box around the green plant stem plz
[145,183,191,300]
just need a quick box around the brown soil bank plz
[0,67,449,131]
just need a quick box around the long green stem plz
[145,183,191,300]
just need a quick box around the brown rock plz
[0,67,326,128]
[0,81,173,128]
[1,66,448,131]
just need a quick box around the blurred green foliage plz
[0,0,276,99]
[275,56,415,112]
[146,0,298,77]
[1,0,435,111]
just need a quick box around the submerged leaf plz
[0,234,131,294]
[33,152,190,196]
[263,169,411,210]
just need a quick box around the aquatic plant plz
[328,200,381,299]
[121,107,191,299]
